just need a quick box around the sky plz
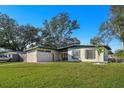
[0,5,122,52]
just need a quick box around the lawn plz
[0,62,124,88]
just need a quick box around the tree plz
[16,25,39,51]
[38,13,80,49]
[66,37,80,46]
[115,49,124,58]
[0,13,39,51]
[0,12,80,51]
[96,46,105,62]
[98,6,124,50]
[0,13,18,50]
[90,36,105,45]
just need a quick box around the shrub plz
[115,49,124,58]
[115,49,124,63]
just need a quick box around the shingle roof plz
[58,45,111,50]
[25,46,57,51]
[25,44,111,51]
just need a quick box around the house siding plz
[27,50,37,62]
[37,50,53,62]
[104,49,108,61]
[26,46,109,62]
[68,47,106,62]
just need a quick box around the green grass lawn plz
[0,62,124,88]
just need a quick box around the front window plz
[85,49,95,59]
[72,50,80,59]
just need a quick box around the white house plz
[26,45,111,63]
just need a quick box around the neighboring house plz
[26,45,111,63]
[0,48,12,52]
[0,48,26,62]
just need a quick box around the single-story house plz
[25,45,111,63]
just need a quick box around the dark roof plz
[26,45,111,52]
[58,45,111,50]
[25,46,57,52]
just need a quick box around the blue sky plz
[0,5,122,51]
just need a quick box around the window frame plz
[72,49,80,59]
[85,49,96,59]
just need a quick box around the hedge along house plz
[26,45,111,63]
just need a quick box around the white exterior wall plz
[104,49,108,61]
[27,50,37,63]
[37,50,53,62]
[68,48,107,62]
[26,50,53,62]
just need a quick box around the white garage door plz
[37,51,53,62]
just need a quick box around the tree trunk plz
[98,55,99,62]
[122,42,124,50]
[97,52,99,62]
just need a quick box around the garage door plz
[37,51,53,62]
[27,50,37,62]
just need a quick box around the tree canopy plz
[90,6,124,50]
[0,12,80,51]
[0,13,41,51]
[115,49,124,58]
[38,13,80,49]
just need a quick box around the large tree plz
[91,6,124,49]
[0,13,39,51]
[15,25,39,51]
[38,13,80,49]
[0,12,80,51]
[90,35,106,45]
[0,13,18,50]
